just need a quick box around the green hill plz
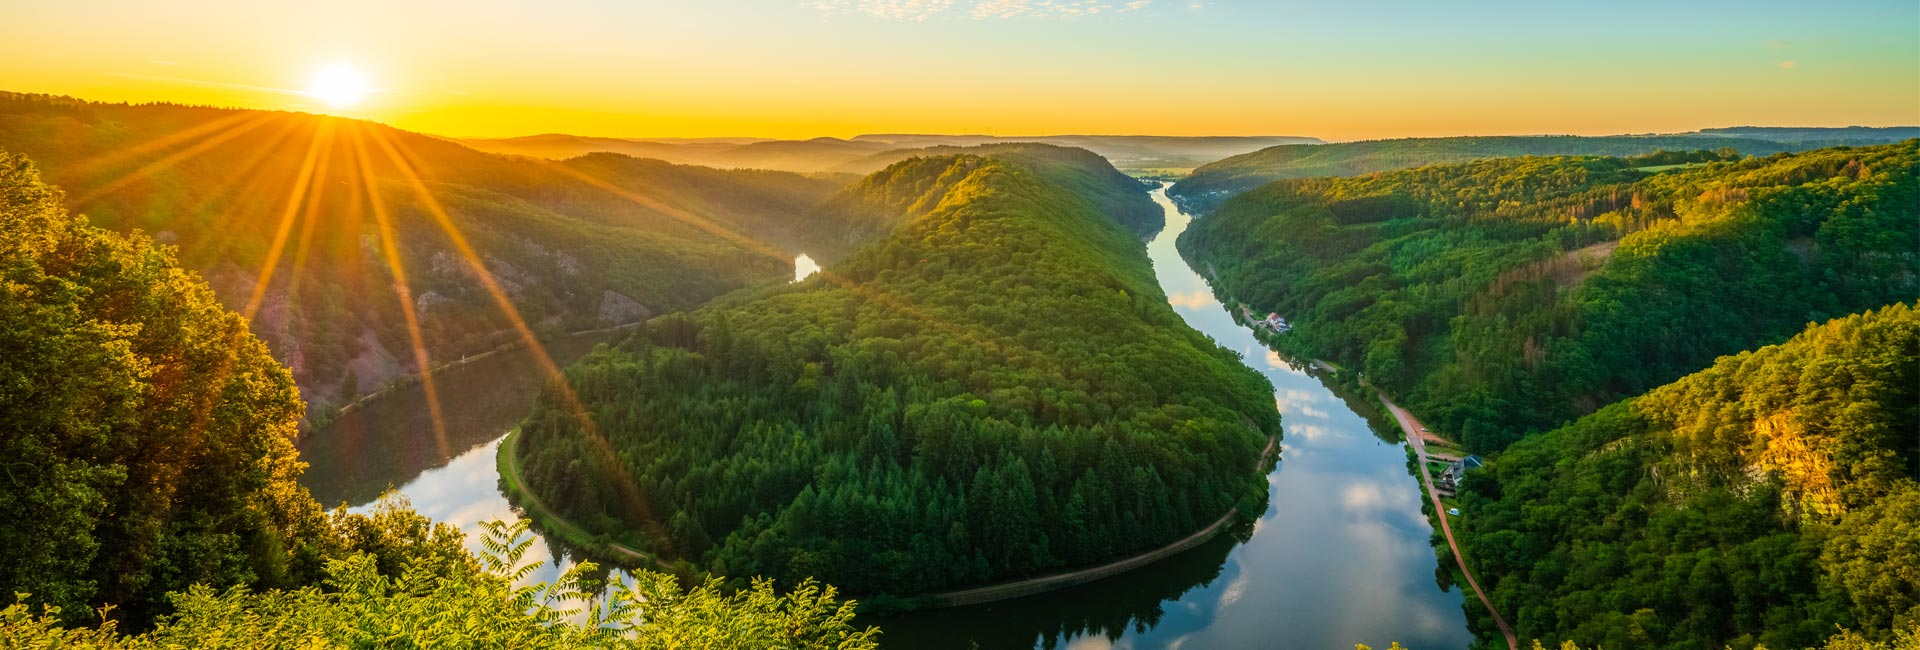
[0,147,877,644]
[803,143,1159,261]
[1168,135,1820,213]
[0,93,847,417]
[1179,142,1919,451]
[1457,304,1920,649]
[510,148,1281,600]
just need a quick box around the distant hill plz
[457,134,892,173]
[1460,303,1919,649]
[1168,129,1920,213]
[0,93,848,418]
[844,134,1322,172]
[1697,125,1920,144]
[699,137,896,172]
[458,132,1318,175]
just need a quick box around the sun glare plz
[305,65,370,107]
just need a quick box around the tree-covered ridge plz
[0,93,847,416]
[1167,134,1824,212]
[800,143,1160,261]
[513,152,1281,599]
[1457,304,1920,650]
[0,149,877,645]
[1180,142,1919,450]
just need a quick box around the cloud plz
[809,0,1148,20]
[1778,60,1797,69]
[1166,289,1218,310]
[807,0,957,21]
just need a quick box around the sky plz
[3,0,1916,140]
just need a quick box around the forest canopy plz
[1164,133,1914,213]
[512,147,1282,599]
[1180,142,1919,451]
[1458,304,1920,650]
[0,147,877,646]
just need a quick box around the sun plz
[305,64,370,107]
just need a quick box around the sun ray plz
[366,127,662,536]
[532,159,792,264]
[67,112,279,208]
[177,117,312,267]
[56,110,263,183]
[240,119,334,320]
[348,124,450,458]
[284,119,339,305]
[174,117,334,495]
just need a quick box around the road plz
[1378,393,1519,650]
[928,432,1279,607]
[496,429,661,567]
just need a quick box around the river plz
[295,186,1473,648]
[868,186,1472,649]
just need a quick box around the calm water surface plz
[296,189,1472,648]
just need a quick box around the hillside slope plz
[1168,134,1864,212]
[800,143,1158,261]
[0,93,847,416]
[1458,304,1919,649]
[511,150,1281,599]
[1180,142,1918,450]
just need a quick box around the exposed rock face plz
[415,290,451,315]
[598,290,652,324]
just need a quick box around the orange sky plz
[3,1,1916,140]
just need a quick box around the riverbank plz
[310,320,647,431]
[923,432,1277,607]
[498,421,1280,611]
[1377,392,1518,650]
[495,428,671,570]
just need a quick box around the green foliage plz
[0,148,313,622]
[0,152,878,646]
[1169,134,1827,212]
[0,93,848,413]
[1,518,880,649]
[1457,305,1920,649]
[1180,142,1919,451]
[514,151,1280,598]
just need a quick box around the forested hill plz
[1168,135,1824,212]
[1179,142,1919,451]
[1458,304,1920,650]
[0,148,878,645]
[0,93,847,418]
[800,143,1159,261]
[512,150,1282,600]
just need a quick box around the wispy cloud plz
[809,0,1150,20]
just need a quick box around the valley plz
[289,180,1481,650]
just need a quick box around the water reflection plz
[299,332,612,507]
[871,185,1471,649]
[794,253,821,282]
[298,332,618,585]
